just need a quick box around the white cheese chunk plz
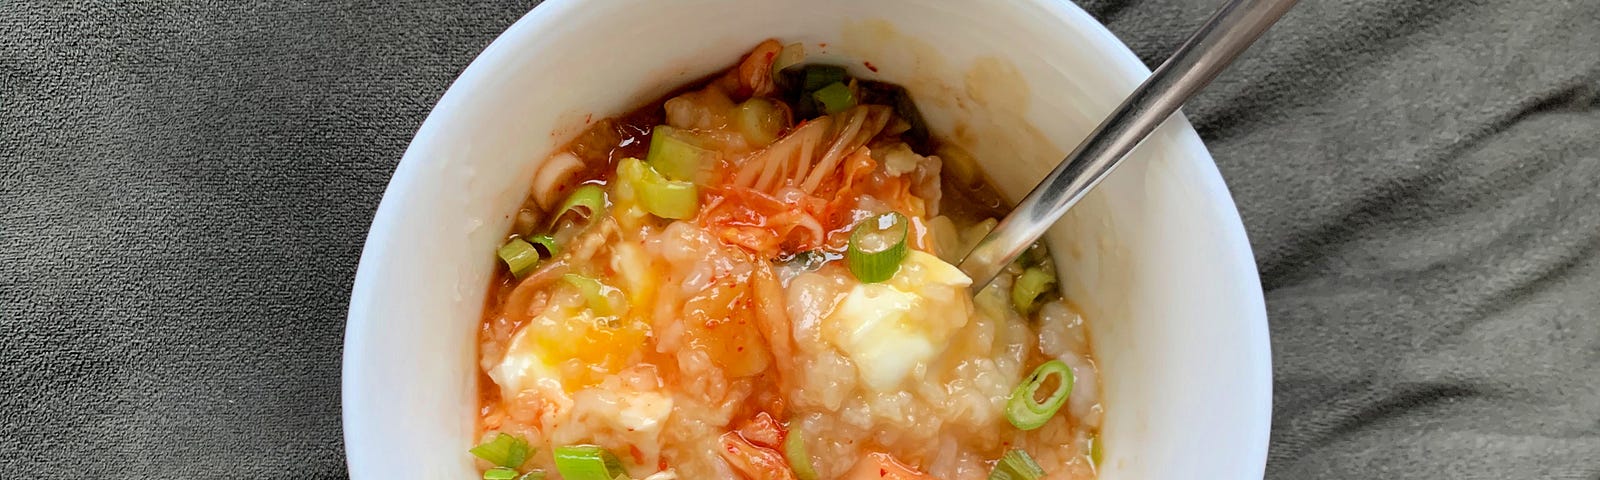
[825,250,974,391]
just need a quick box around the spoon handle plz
[956,0,1297,289]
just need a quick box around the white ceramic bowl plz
[343,0,1271,478]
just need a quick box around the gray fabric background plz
[2,0,1597,478]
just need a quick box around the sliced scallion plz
[484,467,520,480]
[987,449,1045,480]
[1021,242,1050,267]
[1011,267,1056,315]
[801,64,847,92]
[812,82,856,115]
[620,158,699,220]
[552,184,607,227]
[1089,434,1103,467]
[470,433,531,469]
[735,99,786,146]
[646,126,711,183]
[847,212,909,283]
[784,425,819,480]
[527,234,559,258]
[497,238,541,278]
[553,445,628,480]
[561,274,617,316]
[641,178,697,219]
[1005,360,1074,430]
[518,470,548,480]
[771,42,806,80]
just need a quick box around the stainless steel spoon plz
[956,0,1298,290]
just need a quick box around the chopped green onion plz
[561,274,617,316]
[552,184,607,227]
[619,158,699,220]
[801,65,848,92]
[1005,360,1074,430]
[497,238,541,278]
[787,64,851,119]
[847,212,909,283]
[518,471,548,480]
[987,449,1045,480]
[1089,434,1103,467]
[554,445,628,480]
[784,426,820,480]
[1021,242,1051,267]
[527,234,559,258]
[1011,267,1056,315]
[812,82,856,115]
[485,467,520,480]
[470,433,531,469]
[771,42,806,80]
[735,99,786,146]
[646,126,711,183]
[640,177,697,220]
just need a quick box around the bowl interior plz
[344,0,1271,478]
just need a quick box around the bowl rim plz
[342,0,1272,477]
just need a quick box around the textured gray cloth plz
[2,0,1597,478]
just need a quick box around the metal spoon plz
[956,0,1298,289]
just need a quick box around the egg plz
[824,250,974,391]
[490,317,568,401]
[611,241,658,307]
[490,284,650,400]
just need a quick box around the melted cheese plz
[824,250,974,390]
[490,316,569,400]
[490,288,649,399]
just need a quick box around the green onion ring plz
[517,471,548,480]
[771,42,806,80]
[560,274,618,316]
[987,449,1045,480]
[1010,267,1056,315]
[526,234,559,258]
[620,158,699,220]
[784,425,820,480]
[811,82,856,115]
[497,238,541,279]
[551,184,607,228]
[646,126,711,183]
[469,433,531,469]
[846,212,909,283]
[1005,360,1074,430]
[553,445,628,480]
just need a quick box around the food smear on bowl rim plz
[473,40,1104,480]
